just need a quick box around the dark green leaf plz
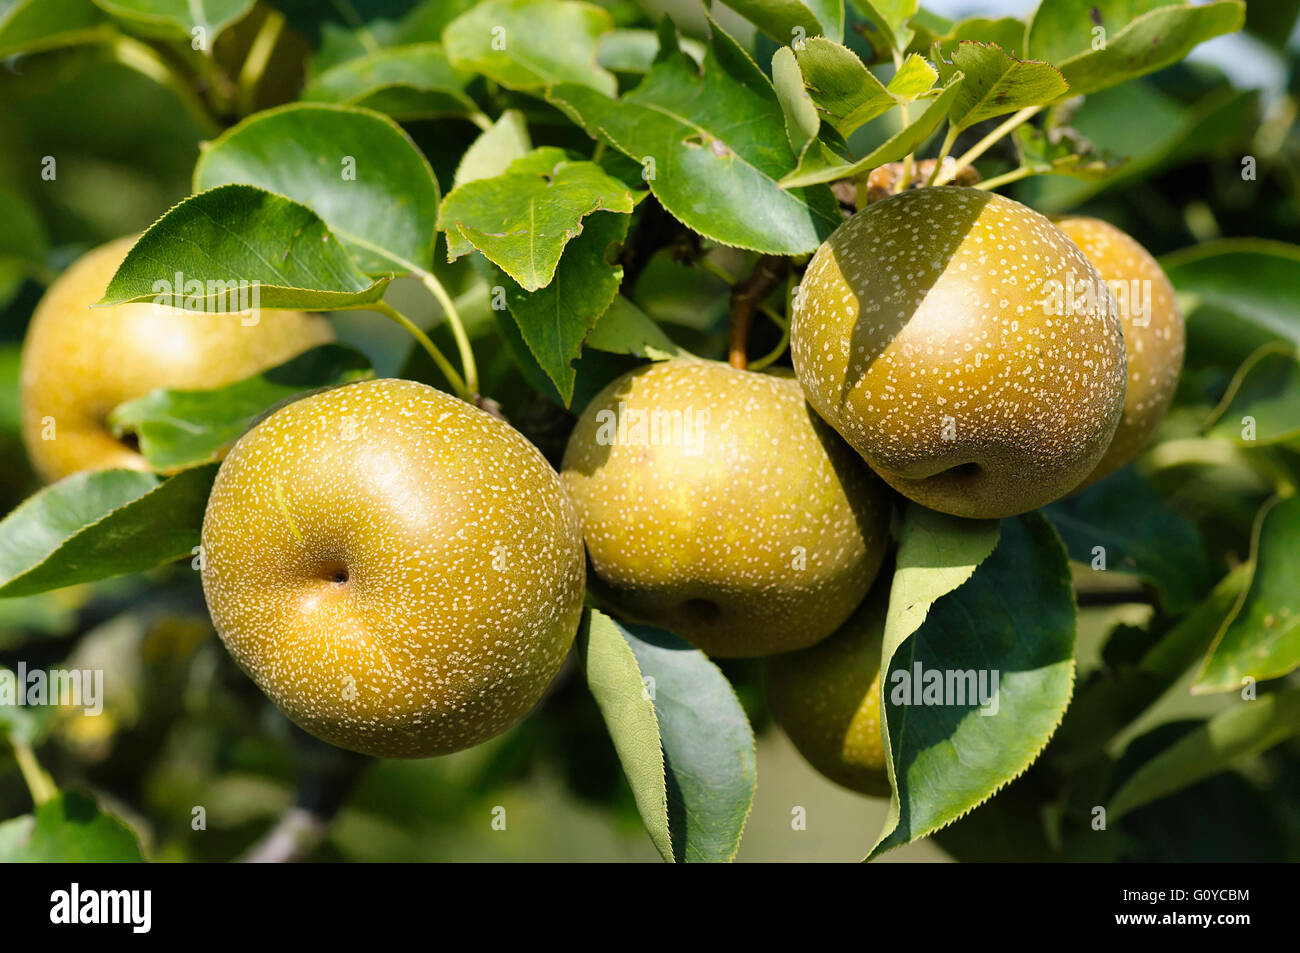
[108,344,373,471]
[781,71,962,187]
[1203,342,1300,445]
[0,0,105,57]
[1027,0,1245,98]
[620,620,757,863]
[92,0,252,38]
[439,147,635,291]
[870,511,1076,859]
[443,0,616,94]
[934,40,1067,131]
[194,103,441,274]
[100,184,389,311]
[302,43,477,120]
[722,0,844,44]
[1195,497,1300,693]
[586,296,689,361]
[794,36,897,137]
[488,211,629,403]
[1109,689,1300,820]
[549,16,842,255]
[1163,240,1300,349]
[0,465,216,598]
[1044,467,1209,614]
[0,791,143,861]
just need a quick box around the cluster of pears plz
[18,185,1182,779]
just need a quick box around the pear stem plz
[372,301,471,400]
[11,736,57,807]
[110,35,222,136]
[235,7,285,116]
[975,165,1034,191]
[728,255,789,370]
[932,106,1041,186]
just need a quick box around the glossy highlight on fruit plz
[20,236,332,482]
[1055,216,1184,487]
[792,187,1127,519]
[765,585,891,797]
[201,378,586,758]
[561,359,891,658]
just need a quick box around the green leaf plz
[886,51,937,100]
[916,15,1028,58]
[619,620,757,863]
[91,0,252,38]
[107,344,373,471]
[794,37,897,137]
[0,465,216,598]
[487,211,629,403]
[934,40,1066,131]
[100,185,389,311]
[1163,240,1300,349]
[1027,0,1245,98]
[440,147,634,292]
[586,296,690,361]
[1195,497,1300,693]
[1043,467,1208,614]
[851,0,918,52]
[1203,342,1300,445]
[579,610,673,862]
[772,46,820,151]
[1051,565,1251,768]
[721,0,844,44]
[1013,122,1123,179]
[453,109,532,188]
[549,16,842,255]
[0,189,49,273]
[780,71,963,187]
[0,0,105,57]
[1109,689,1300,820]
[302,42,477,120]
[194,103,441,274]
[870,511,1076,859]
[443,0,616,95]
[0,791,143,861]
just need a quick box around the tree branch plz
[728,256,788,370]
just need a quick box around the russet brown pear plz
[561,359,891,658]
[791,187,1127,519]
[20,236,332,482]
[201,378,586,758]
[1055,216,1184,487]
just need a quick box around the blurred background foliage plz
[0,0,1298,861]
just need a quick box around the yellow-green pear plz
[560,359,891,658]
[20,236,332,482]
[791,187,1127,519]
[765,585,890,797]
[200,378,586,758]
[1055,216,1184,487]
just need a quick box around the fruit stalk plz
[728,255,789,370]
[372,301,471,400]
[933,106,1042,186]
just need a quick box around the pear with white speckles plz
[1055,216,1184,488]
[791,187,1127,519]
[20,236,332,482]
[561,359,891,658]
[765,583,890,797]
[201,378,586,758]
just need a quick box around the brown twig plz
[728,255,789,370]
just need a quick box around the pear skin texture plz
[200,379,586,758]
[791,187,1127,519]
[1055,216,1184,487]
[765,587,890,797]
[560,359,891,658]
[20,236,333,482]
